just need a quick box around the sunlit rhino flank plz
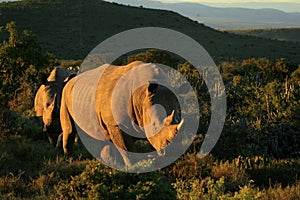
[60,61,188,167]
[34,67,76,146]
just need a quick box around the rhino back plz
[95,61,169,133]
[68,61,169,140]
[69,65,110,140]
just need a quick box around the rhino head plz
[34,67,75,145]
[35,76,61,131]
[134,82,188,155]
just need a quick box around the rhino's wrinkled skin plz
[34,67,75,146]
[60,61,186,166]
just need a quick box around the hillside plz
[108,0,300,30]
[228,28,300,43]
[1,0,300,64]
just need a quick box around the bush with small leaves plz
[56,160,176,200]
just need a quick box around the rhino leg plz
[61,121,76,156]
[100,144,121,166]
[60,96,76,155]
[107,125,132,167]
[55,133,63,153]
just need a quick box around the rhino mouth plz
[158,148,166,156]
[158,139,172,156]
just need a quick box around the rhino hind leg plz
[62,122,77,156]
[60,96,77,155]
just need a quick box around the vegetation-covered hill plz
[229,28,300,43]
[1,0,300,64]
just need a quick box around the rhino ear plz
[64,74,76,83]
[38,72,48,85]
[147,82,158,94]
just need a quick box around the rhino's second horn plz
[177,119,184,131]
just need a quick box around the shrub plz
[0,107,20,140]
[56,160,176,199]
[260,181,300,200]
[0,21,56,111]
[164,153,215,181]
[247,158,300,187]
[172,178,205,199]
[0,172,31,199]
[233,183,262,200]
[212,160,249,192]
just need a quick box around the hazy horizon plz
[1,0,300,12]
[106,0,300,13]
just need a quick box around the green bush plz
[0,106,46,141]
[56,160,176,200]
[0,21,57,111]
[173,177,257,200]
[217,58,300,159]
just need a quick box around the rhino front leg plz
[107,125,132,167]
[100,144,121,166]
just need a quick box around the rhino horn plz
[170,110,175,119]
[164,110,175,125]
[176,119,184,131]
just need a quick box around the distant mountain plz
[200,2,300,13]
[1,0,300,64]
[108,0,300,30]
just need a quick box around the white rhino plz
[34,67,76,146]
[60,61,187,166]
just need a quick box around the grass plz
[0,132,299,199]
[0,136,90,199]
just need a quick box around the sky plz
[162,0,298,2]
[0,0,299,2]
